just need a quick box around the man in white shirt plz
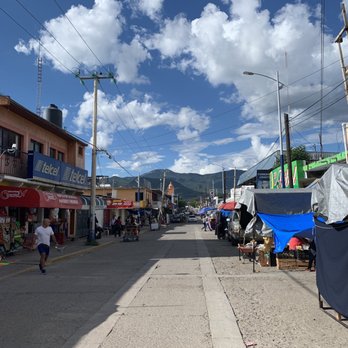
[35,218,58,274]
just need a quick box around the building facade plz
[0,96,89,251]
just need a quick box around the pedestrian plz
[114,216,122,237]
[34,218,58,274]
[307,239,316,272]
[201,216,207,231]
[206,216,213,231]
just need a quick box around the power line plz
[0,6,76,74]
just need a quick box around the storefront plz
[106,198,134,225]
[0,186,82,251]
[76,196,107,238]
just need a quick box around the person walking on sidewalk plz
[35,218,58,274]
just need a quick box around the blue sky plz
[1,0,348,177]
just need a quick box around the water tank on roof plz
[44,104,62,128]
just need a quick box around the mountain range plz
[104,169,245,200]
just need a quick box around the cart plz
[238,244,255,262]
[123,224,139,242]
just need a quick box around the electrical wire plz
[0,6,76,74]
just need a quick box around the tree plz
[274,145,310,168]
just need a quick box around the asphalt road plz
[0,223,244,348]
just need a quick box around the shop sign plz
[256,169,270,189]
[28,152,88,188]
[106,199,133,209]
[61,163,88,187]
[270,160,305,189]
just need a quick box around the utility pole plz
[160,170,166,224]
[77,72,115,244]
[137,174,141,224]
[223,168,226,203]
[284,113,293,188]
[233,167,237,201]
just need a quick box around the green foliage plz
[274,145,310,168]
[178,199,187,208]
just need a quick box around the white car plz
[188,215,198,222]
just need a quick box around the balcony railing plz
[0,151,28,178]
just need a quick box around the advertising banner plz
[106,199,134,209]
[270,160,305,189]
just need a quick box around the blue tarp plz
[220,209,231,217]
[258,212,315,253]
[198,207,216,215]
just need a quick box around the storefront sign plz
[28,152,88,188]
[0,186,83,209]
[256,169,270,189]
[61,163,88,187]
[106,199,133,209]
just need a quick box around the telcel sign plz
[28,152,88,188]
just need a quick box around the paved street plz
[1,223,348,348]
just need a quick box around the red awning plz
[106,198,134,209]
[0,186,82,209]
[219,201,237,211]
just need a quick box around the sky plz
[1,0,348,178]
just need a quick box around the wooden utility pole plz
[284,113,293,188]
[77,72,115,244]
[335,2,348,102]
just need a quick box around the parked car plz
[188,215,198,223]
[170,214,181,223]
[226,206,254,245]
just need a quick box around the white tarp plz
[311,164,348,224]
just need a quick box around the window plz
[57,151,64,162]
[78,146,84,156]
[50,147,56,159]
[0,127,21,155]
[30,140,43,153]
[135,192,144,201]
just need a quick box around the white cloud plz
[145,15,191,57]
[145,0,345,164]
[109,151,164,172]
[73,90,211,152]
[134,0,164,20]
[14,0,148,83]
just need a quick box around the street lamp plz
[0,144,17,159]
[243,70,286,188]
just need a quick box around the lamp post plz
[243,70,286,188]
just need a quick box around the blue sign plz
[61,162,88,187]
[28,152,88,188]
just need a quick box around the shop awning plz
[80,195,106,210]
[0,186,83,209]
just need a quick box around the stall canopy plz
[0,185,82,209]
[258,212,314,252]
[219,201,236,211]
[311,165,348,318]
[236,188,313,245]
[198,206,216,215]
[311,163,348,224]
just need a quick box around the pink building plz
[0,96,88,250]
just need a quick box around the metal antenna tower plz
[36,45,43,116]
